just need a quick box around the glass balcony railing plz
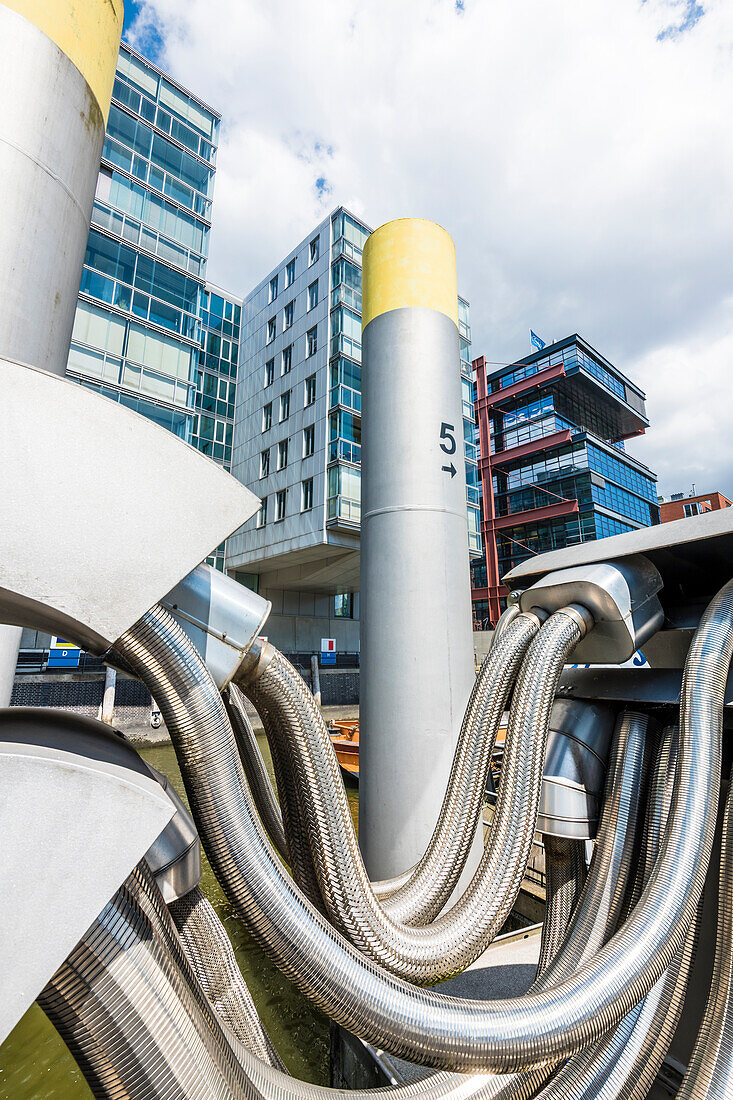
[327,494,361,525]
[329,383,362,414]
[329,439,361,464]
[331,284,362,313]
[331,238,363,265]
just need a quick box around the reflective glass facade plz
[472,336,658,629]
[65,44,241,568]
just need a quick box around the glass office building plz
[227,206,480,652]
[65,43,240,468]
[472,335,659,629]
[63,43,242,569]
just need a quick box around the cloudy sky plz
[124,0,733,498]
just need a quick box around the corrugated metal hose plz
[36,577,733,1097]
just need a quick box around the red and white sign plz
[321,638,336,653]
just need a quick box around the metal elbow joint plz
[160,564,272,691]
[517,554,664,663]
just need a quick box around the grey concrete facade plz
[227,208,365,651]
[227,207,478,653]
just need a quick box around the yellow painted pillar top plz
[362,218,459,329]
[3,0,124,121]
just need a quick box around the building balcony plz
[486,427,574,469]
[491,496,580,531]
[329,383,362,414]
[327,494,361,528]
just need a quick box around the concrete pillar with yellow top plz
[0,0,123,703]
[0,0,123,377]
[359,219,481,889]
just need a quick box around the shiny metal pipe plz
[39,862,259,1100]
[225,684,288,863]
[242,609,585,982]
[534,722,699,1100]
[491,711,649,1100]
[170,884,286,1071]
[535,837,587,978]
[116,585,729,1073]
[677,760,733,1099]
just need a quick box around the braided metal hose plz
[532,723,696,1100]
[535,837,587,979]
[240,609,585,983]
[677,760,733,1099]
[225,684,288,863]
[38,862,259,1100]
[261,705,327,912]
[251,612,541,914]
[486,711,649,1100]
[115,598,722,1074]
[371,610,542,913]
[170,884,287,1072]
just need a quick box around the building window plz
[276,489,287,522]
[269,275,278,303]
[306,326,318,357]
[303,423,315,457]
[277,438,288,470]
[308,280,319,311]
[309,236,320,266]
[334,593,352,618]
[267,316,276,343]
[286,258,296,287]
[683,501,708,517]
[256,497,267,527]
[279,390,290,421]
[282,344,292,375]
[305,373,316,406]
[284,300,295,330]
[264,358,274,387]
[262,402,272,432]
[302,477,313,512]
[260,449,270,478]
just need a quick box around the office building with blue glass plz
[63,42,241,570]
[472,334,659,629]
[227,207,481,652]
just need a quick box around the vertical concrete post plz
[0,0,123,679]
[359,219,482,886]
[101,665,117,725]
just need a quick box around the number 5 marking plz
[439,422,456,455]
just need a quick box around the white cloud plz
[127,0,733,495]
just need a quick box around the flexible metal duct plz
[170,884,286,1071]
[533,723,696,1100]
[486,711,649,1100]
[249,611,542,913]
[115,590,725,1074]
[240,609,586,982]
[535,837,587,978]
[38,861,259,1100]
[224,684,289,863]
[676,759,733,1099]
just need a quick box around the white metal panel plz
[0,358,260,650]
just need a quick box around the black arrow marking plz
[442,463,456,478]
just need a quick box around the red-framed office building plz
[471,334,660,629]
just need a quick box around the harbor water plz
[0,735,359,1097]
